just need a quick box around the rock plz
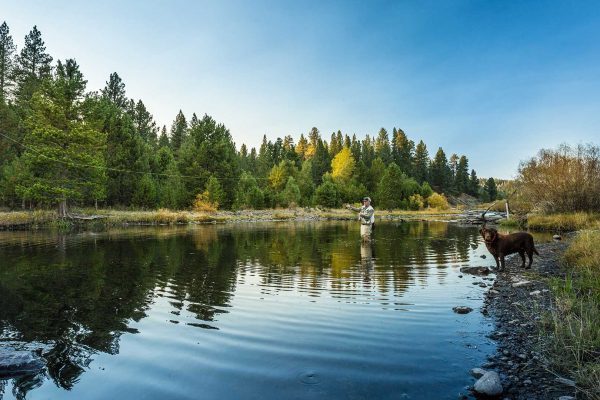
[523,379,532,385]
[0,351,45,377]
[512,281,532,288]
[488,289,500,295]
[471,368,487,378]
[460,266,491,275]
[555,377,576,387]
[453,306,473,314]
[529,290,541,296]
[553,234,562,240]
[474,371,503,396]
[558,396,575,400]
[480,254,487,259]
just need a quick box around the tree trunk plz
[95,199,98,210]
[58,200,68,218]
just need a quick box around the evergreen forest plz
[0,23,494,214]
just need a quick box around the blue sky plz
[2,0,599,178]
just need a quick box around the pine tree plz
[0,22,16,102]
[100,72,127,109]
[17,60,105,216]
[133,100,158,144]
[376,163,405,210]
[375,128,392,164]
[455,156,469,194]
[468,169,479,197]
[295,134,308,160]
[169,110,187,152]
[413,140,429,184]
[391,128,414,176]
[158,125,169,148]
[429,148,452,193]
[14,26,53,106]
[484,177,498,201]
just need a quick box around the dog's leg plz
[493,255,500,270]
[519,250,526,268]
[499,254,506,271]
[526,249,533,269]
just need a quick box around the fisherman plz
[345,197,375,242]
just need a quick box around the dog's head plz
[479,226,498,243]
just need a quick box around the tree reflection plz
[0,221,481,397]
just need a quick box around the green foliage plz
[205,176,225,206]
[376,163,406,210]
[314,177,340,208]
[430,147,452,193]
[234,172,264,209]
[132,174,157,208]
[17,62,106,212]
[101,72,127,109]
[420,181,434,198]
[283,176,301,207]
[0,27,483,212]
[0,21,16,102]
[483,177,498,201]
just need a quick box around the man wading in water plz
[345,197,375,242]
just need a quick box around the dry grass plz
[543,230,600,399]
[527,212,600,232]
[0,210,57,227]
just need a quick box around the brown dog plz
[479,227,539,271]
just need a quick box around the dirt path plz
[479,238,577,399]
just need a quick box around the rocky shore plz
[472,238,577,399]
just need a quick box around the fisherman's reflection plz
[361,241,374,285]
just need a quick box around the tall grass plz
[543,230,600,399]
[527,212,600,232]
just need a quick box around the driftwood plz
[460,202,506,225]
[67,213,107,220]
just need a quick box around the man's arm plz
[345,204,361,212]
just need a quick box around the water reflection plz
[1,221,490,399]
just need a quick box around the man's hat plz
[363,197,371,202]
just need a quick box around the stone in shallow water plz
[473,371,503,396]
[453,306,473,314]
[0,351,45,377]
[460,266,491,275]
[470,367,486,378]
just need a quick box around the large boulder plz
[474,371,503,396]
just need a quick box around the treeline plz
[0,23,487,213]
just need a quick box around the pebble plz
[512,281,532,288]
[529,290,541,296]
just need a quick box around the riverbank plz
[476,230,600,399]
[0,208,463,230]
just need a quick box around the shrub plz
[408,194,424,211]
[193,191,218,212]
[428,192,449,210]
[518,144,600,213]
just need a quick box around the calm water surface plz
[0,222,546,399]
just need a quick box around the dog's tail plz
[533,246,540,256]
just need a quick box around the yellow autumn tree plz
[331,147,355,182]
